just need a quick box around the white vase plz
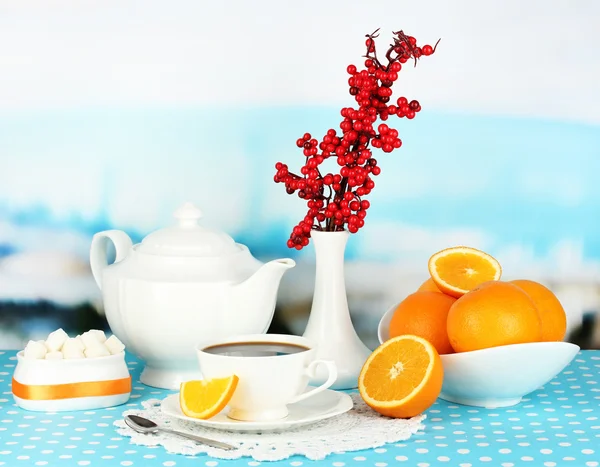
[302,230,372,390]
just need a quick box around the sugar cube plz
[104,335,125,355]
[45,328,69,352]
[84,344,110,358]
[45,351,64,360]
[23,340,47,359]
[75,335,85,350]
[38,340,50,351]
[90,329,107,343]
[80,331,103,349]
[62,338,85,359]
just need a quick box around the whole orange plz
[447,281,542,352]
[389,291,456,355]
[510,279,567,342]
[417,278,443,293]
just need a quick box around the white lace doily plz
[114,393,426,461]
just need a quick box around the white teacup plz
[196,334,337,421]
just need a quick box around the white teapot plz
[89,202,295,389]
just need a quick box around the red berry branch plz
[274,29,439,250]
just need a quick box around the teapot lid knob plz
[173,202,203,227]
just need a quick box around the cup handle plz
[287,359,337,405]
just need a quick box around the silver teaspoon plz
[124,414,236,451]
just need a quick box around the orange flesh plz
[180,376,238,419]
[359,335,444,418]
[362,338,428,402]
[434,252,498,290]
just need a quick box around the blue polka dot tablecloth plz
[1,350,599,467]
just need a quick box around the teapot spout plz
[231,258,296,331]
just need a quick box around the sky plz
[0,0,599,307]
[0,0,599,123]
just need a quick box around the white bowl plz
[377,304,580,408]
[12,351,131,412]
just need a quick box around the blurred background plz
[1,0,599,351]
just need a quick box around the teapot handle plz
[90,230,133,290]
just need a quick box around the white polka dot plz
[374,448,387,453]
[163,463,176,467]
[540,449,553,454]
[120,462,133,467]
[417,464,429,467]
[333,463,345,467]
[582,449,595,455]
[205,462,218,467]
[437,457,450,462]
[416,448,429,454]
[501,464,514,467]
[544,463,557,467]
[142,455,155,459]
[394,457,407,462]
[34,463,47,466]
[16,456,29,461]
[78,462,90,466]
[586,463,599,467]
[480,458,492,462]
[59,456,72,459]
[375,464,387,467]
[457,449,469,454]
[353,458,366,462]
[499,448,512,454]
[522,457,534,462]
[564,458,576,461]
[290,463,303,467]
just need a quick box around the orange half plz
[358,335,443,418]
[179,376,239,419]
[428,246,502,298]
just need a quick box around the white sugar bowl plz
[12,352,131,412]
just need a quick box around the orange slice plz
[428,246,502,298]
[358,335,443,418]
[179,376,239,419]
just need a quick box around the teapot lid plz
[136,202,239,257]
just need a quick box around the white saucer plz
[160,388,353,432]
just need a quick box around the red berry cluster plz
[274,29,439,250]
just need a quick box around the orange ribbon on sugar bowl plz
[12,376,132,401]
